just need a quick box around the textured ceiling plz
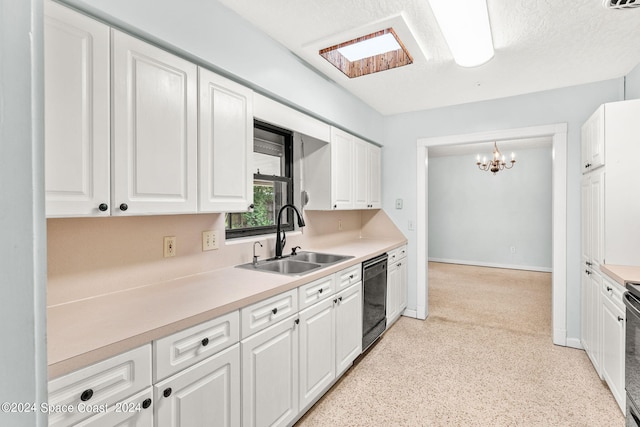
[217,0,640,115]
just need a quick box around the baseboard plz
[401,309,417,318]
[565,337,583,350]
[428,257,552,273]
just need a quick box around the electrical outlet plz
[408,220,415,231]
[338,219,343,231]
[202,230,218,251]
[396,199,403,209]
[164,236,176,257]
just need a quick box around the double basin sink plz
[237,251,354,276]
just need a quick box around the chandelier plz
[476,142,516,174]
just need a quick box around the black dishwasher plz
[362,253,388,351]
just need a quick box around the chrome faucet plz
[275,204,305,258]
[253,241,263,266]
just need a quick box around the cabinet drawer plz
[336,264,361,291]
[388,249,398,264]
[602,277,625,311]
[75,387,153,427]
[396,245,407,260]
[153,311,239,382]
[241,289,298,338]
[299,274,335,310]
[48,345,151,427]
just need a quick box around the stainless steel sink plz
[236,251,353,276]
[290,251,353,265]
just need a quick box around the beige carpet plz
[296,262,624,426]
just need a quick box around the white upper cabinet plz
[44,1,111,217]
[368,144,382,208]
[354,138,382,209]
[581,105,605,173]
[330,127,355,209]
[111,29,198,215]
[304,127,381,210]
[198,68,253,212]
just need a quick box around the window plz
[226,120,294,238]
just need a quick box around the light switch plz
[395,199,403,209]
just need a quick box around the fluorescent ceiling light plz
[428,0,494,67]
[337,33,402,61]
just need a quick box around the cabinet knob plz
[618,316,624,322]
[119,203,128,211]
[606,286,612,292]
[586,261,592,266]
[98,203,108,212]
[333,204,337,209]
[163,388,172,398]
[338,296,342,302]
[249,204,254,210]
[201,337,209,347]
[272,307,278,315]
[318,288,323,294]
[142,398,152,409]
[294,318,299,325]
[80,389,93,402]
[334,298,338,304]
[585,269,591,275]
[349,274,354,279]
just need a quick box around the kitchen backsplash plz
[47,209,399,306]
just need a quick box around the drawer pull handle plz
[334,298,338,304]
[201,337,209,347]
[618,316,624,322]
[338,296,342,302]
[80,389,93,402]
[318,288,323,294]
[349,274,354,279]
[142,398,152,409]
[272,307,278,315]
[607,286,612,292]
[163,388,172,398]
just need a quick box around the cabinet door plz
[386,264,399,327]
[591,170,604,270]
[241,317,299,427]
[75,387,153,427]
[112,30,197,215]
[335,283,362,377]
[353,138,369,209]
[44,1,110,217]
[155,344,240,427]
[299,298,335,410]
[368,144,382,209]
[199,68,253,212]
[398,259,408,313]
[601,296,625,412]
[581,176,591,268]
[589,106,605,170]
[330,127,354,209]
[585,273,602,376]
[580,268,591,353]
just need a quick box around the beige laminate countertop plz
[47,237,406,379]
[601,264,640,286]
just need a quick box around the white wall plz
[626,62,640,100]
[0,0,47,425]
[428,147,552,271]
[59,0,385,143]
[383,79,623,340]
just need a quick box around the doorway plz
[416,123,569,346]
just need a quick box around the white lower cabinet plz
[154,344,240,427]
[299,281,362,412]
[582,270,602,376]
[48,345,152,427]
[241,316,299,427]
[335,283,363,377]
[299,298,336,410]
[387,246,408,328]
[601,278,626,412]
[75,388,154,427]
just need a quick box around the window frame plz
[225,120,294,239]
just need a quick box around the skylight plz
[319,28,413,79]
[337,33,402,62]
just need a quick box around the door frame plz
[416,123,568,346]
